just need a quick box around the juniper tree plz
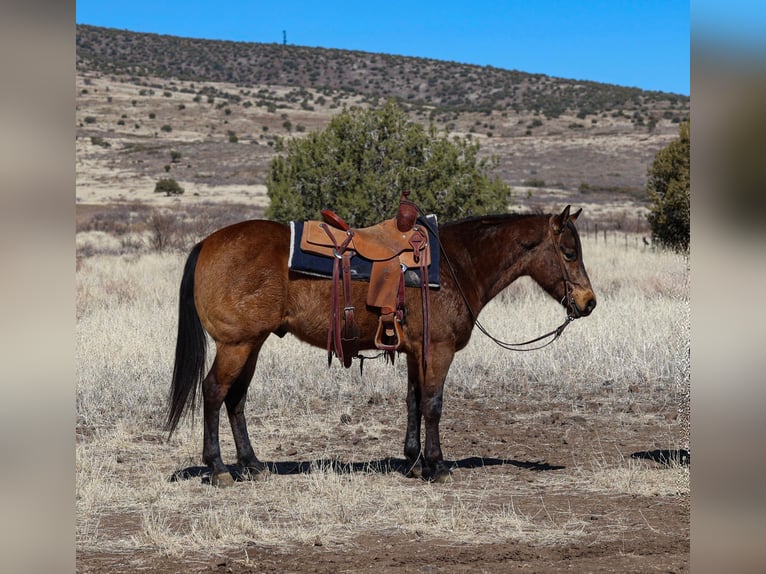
[647,120,690,251]
[266,100,511,227]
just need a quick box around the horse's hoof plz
[431,469,454,484]
[425,464,453,484]
[406,460,423,479]
[210,471,235,488]
[242,465,271,481]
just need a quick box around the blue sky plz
[77,1,690,95]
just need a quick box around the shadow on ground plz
[169,456,565,483]
[631,448,690,466]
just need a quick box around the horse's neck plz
[440,215,546,310]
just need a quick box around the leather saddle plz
[299,192,432,370]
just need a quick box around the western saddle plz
[299,192,432,370]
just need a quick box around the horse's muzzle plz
[579,297,597,316]
[569,290,597,318]
[571,295,596,318]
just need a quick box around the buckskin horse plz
[166,205,596,485]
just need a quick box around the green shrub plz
[154,177,184,196]
[266,100,511,226]
[647,120,689,251]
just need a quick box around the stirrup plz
[374,312,403,351]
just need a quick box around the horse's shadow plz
[630,448,690,466]
[169,456,564,483]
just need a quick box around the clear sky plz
[76,1,690,95]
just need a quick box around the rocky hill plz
[77,24,687,119]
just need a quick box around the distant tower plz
[283,30,287,45]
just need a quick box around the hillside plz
[77,24,687,119]
[75,24,689,230]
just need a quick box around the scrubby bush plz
[154,178,184,196]
[266,100,511,226]
[647,120,689,251]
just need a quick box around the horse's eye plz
[562,248,577,262]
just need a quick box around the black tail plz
[166,242,207,435]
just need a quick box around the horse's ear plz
[553,205,571,232]
[569,208,582,223]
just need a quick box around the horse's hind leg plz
[225,343,269,479]
[201,343,253,487]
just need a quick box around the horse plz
[166,205,596,485]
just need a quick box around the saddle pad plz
[289,215,440,288]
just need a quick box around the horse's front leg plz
[420,345,455,483]
[404,354,423,478]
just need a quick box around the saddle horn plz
[396,191,418,232]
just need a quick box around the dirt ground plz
[76,394,689,573]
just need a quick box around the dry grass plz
[76,224,688,560]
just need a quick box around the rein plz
[417,209,577,352]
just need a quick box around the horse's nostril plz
[584,298,597,315]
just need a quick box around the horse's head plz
[532,206,596,319]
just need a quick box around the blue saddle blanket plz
[288,215,440,288]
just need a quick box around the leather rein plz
[417,209,578,352]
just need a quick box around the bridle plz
[420,210,580,352]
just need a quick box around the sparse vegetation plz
[76,24,687,121]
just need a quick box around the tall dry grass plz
[76,231,688,559]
